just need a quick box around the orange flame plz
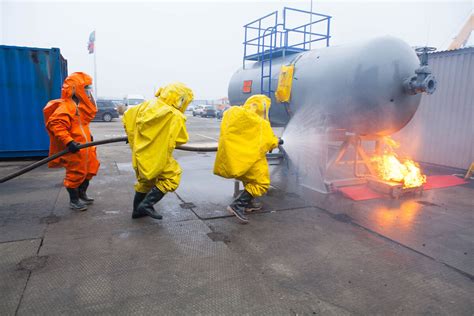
[371,138,426,188]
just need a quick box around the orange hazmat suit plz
[43,72,100,188]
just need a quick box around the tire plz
[102,113,113,122]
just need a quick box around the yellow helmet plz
[155,82,194,113]
[243,94,271,120]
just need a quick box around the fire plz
[371,138,426,188]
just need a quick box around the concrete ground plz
[0,115,473,315]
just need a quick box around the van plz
[192,105,205,117]
[123,94,145,109]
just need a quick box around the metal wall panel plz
[393,47,473,170]
[0,45,67,157]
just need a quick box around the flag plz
[87,31,95,54]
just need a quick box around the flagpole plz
[309,0,313,50]
[94,30,98,99]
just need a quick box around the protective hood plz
[155,82,194,113]
[61,72,96,120]
[243,94,271,120]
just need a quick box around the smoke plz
[281,106,329,194]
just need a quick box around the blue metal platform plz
[244,47,307,61]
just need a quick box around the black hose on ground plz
[0,136,218,183]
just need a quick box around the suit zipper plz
[77,105,89,173]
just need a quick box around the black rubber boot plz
[245,199,263,213]
[78,179,94,204]
[227,190,252,224]
[132,192,147,219]
[66,188,88,211]
[136,187,165,220]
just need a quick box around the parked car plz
[94,99,120,122]
[193,105,204,117]
[200,105,216,118]
[216,106,230,119]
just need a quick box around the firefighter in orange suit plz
[43,72,100,211]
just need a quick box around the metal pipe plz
[403,47,437,95]
[0,136,218,184]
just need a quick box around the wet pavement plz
[0,115,473,315]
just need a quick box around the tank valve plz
[403,47,437,95]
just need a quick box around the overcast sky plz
[1,0,472,100]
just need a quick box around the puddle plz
[180,202,196,209]
[331,213,353,223]
[18,255,48,271]
[416,200,439,207]
[207,232,231,243]
[39,215,61,224]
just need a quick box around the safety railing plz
[242,7,331,96]
[243,7,331,66]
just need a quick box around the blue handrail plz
[242,7,332,96]
[243,7,331,65]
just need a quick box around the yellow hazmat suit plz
[214,95,279,197]
[123,83,194,193]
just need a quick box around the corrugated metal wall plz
[0,45,68,157]
[393,47,473,170]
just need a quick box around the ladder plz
[260,26,277,97]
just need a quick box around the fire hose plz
[0,136,218,184]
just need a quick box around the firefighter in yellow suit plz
[214,95,282,223]
[123,82,194,220]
